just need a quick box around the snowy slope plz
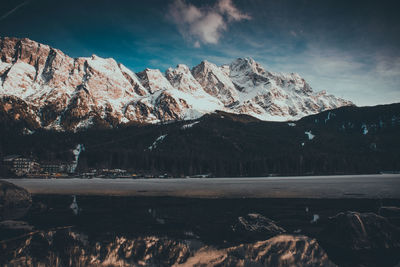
[225,58,352,121]
[0,37,352,131]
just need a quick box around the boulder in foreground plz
[178,234,336,267]
[0,180,31,220]
[231,213,286,243]
[321,211,400,250]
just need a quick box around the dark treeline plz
[0,104,400,177]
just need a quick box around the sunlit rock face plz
[0,228,336,267]
[166,64,203,93]
[0,37,353,131]
[0,229,193,267]
[0,37,146,131]
[191,60,239,106]
[137,68,174,94]
[179,235,337,267]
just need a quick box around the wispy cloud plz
[374,55,400,78]
[168,0,251,47]
[0,0,30,21]
[217,0,251,21]
[258,46,400,106]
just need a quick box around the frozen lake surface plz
[5,174,400,198]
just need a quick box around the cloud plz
[263,46,400,106]
[374,55,400,77]
[217,0,251,21]
[0,0,30,21]
[168,0,251,46]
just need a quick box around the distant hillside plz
[0,103,399,177]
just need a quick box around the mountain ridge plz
[0,37,352,131]
[1,103,399,177]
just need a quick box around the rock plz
[1,229,336,267]
[178,234,336,267]
[321,211,400,250]
[0,180,31,220]
[166,64,203,93]
[0,229,193,267]
[137,68,174,94]
[191,60,239,106]
[231,213,286,242]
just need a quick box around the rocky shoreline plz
[1,180,400,266]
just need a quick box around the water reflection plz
[1,196,399,266]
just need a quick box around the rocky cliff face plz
[0,37,352,131]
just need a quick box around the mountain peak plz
[192,59,239,105]
[233,57,256,64]
[192,60,225,78]
[175,64,190,71]
[165,64,204,94]
[230,57,266,76]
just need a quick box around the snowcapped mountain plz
[0,37,352,131]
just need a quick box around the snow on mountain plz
[192,60,239,106]
[137,68,174,94]
[0,37,353,131]
[165,64,225,113]
[225,57,352,121]
[166,64,201,93]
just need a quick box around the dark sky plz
[1,0,400,105]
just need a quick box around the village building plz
[2,155,21,168]
[41,163,61,174]
[3,155,40,176]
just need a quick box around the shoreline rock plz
[0,180,32,221]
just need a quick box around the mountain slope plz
[0,37,352,131]
[1,103,399,177]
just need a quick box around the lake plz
[1,174,400,266]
